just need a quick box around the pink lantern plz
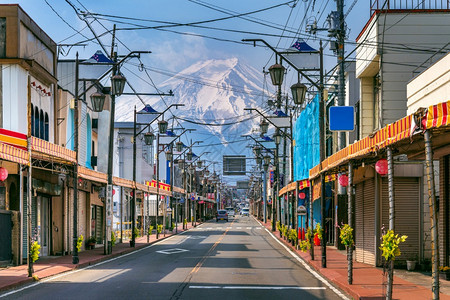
[338,174,349,187]
[375,159,388,176]
[0,167,8,181]
[299,192,306,199]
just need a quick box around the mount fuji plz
[115,57,268,180]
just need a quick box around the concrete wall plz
[356,12,450,137]
[407,52,450,114]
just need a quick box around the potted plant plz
[439,266,450,281]
[406,254,418,271]
[86,236,96,250]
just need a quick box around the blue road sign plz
[329,106,355,131]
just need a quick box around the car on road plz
[225,207,235,218]
[241,208,249,216]
[216,209,228,222]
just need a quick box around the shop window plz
[44,113,49,141]
[31,104,34,136]
[34,107,39,137]
[39,109,44,139]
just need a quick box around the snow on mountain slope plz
[115,58,266,174]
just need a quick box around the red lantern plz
[299,192,306,199]
[375,159,388,176]
[130,191,133,197]
[0,167,8,181]
[338,174,349,187]
[112,189,116,196]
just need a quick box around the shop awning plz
[279,174,336,197]
[0,142,28,165]
[78,166,107,184]
[308,100,450,179]
[31,137,76,164]
[113,176,134,189]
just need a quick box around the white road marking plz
[254,218,350,300]
[189,286,326,290]
[207,227,212,230]
[236,227,242,229]
[246,227,252,229]
[226,227,232,229]
[156,248,189,255]
[0,232,185,298]
[256,227,262,230]
[216,227,222,229]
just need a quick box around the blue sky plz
[2,0,369,89]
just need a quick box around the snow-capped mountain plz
[115,58,266,177]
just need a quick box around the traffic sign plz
[329,106,355,131]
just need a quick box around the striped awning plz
[31,137,76,163]
[309,100,450,179]
[0,142,28,165]
[146,180,171,192]
[78,166,107,184]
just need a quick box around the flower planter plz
[440,271,450,281]
[406,260,416,271]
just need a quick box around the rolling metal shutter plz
[380,177,419,262]
[355,178,376,265]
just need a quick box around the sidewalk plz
[0,222,199,293]
[258,219,450,300]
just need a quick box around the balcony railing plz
[370,0,450,15]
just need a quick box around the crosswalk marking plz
[246,227,252,229]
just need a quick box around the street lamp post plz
[243,38,326,267]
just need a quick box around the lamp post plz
[130,104,182,246]
[243,38,326,267]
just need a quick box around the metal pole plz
[72,53,80,264]
[337,0,346,150]
[347,161,353,284]
[318,41,327,268]
[131,106,137,247]
[310,179,314,260]
[386,146,395,299]
[26,73,33,276]
[263,167,267,223]
[424,130,440,299]
[156,134,160,238]
[105,52,117,255]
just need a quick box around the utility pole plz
[337,0,346,150]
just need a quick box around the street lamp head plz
[291,82,307,106]
[165,149,173,161]
[90,92,106,112]
[197,160,203,168]
[273,129,282,145]
[176,141,183,152]
[253,146,262,156]
[111,73,126,96]
[186,151,193,161]
[158,120,168,134]
[264,155,271,166]
[256,156,262,165]
[143,131,155,145]
[268,63,285,86]
[177,159,185,169]
[204,169,210,177]
[260,119,269,134]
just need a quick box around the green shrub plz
[339,224,354,246]
[380,230,407,261]
[148,225,154,235]
[133,227,140,238]
[76,235,83,252]
[157,224,163,234]
[30,241,40,263]
[314,223,323,240]
[111,231,116,246]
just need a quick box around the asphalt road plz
[2,216,348,300]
